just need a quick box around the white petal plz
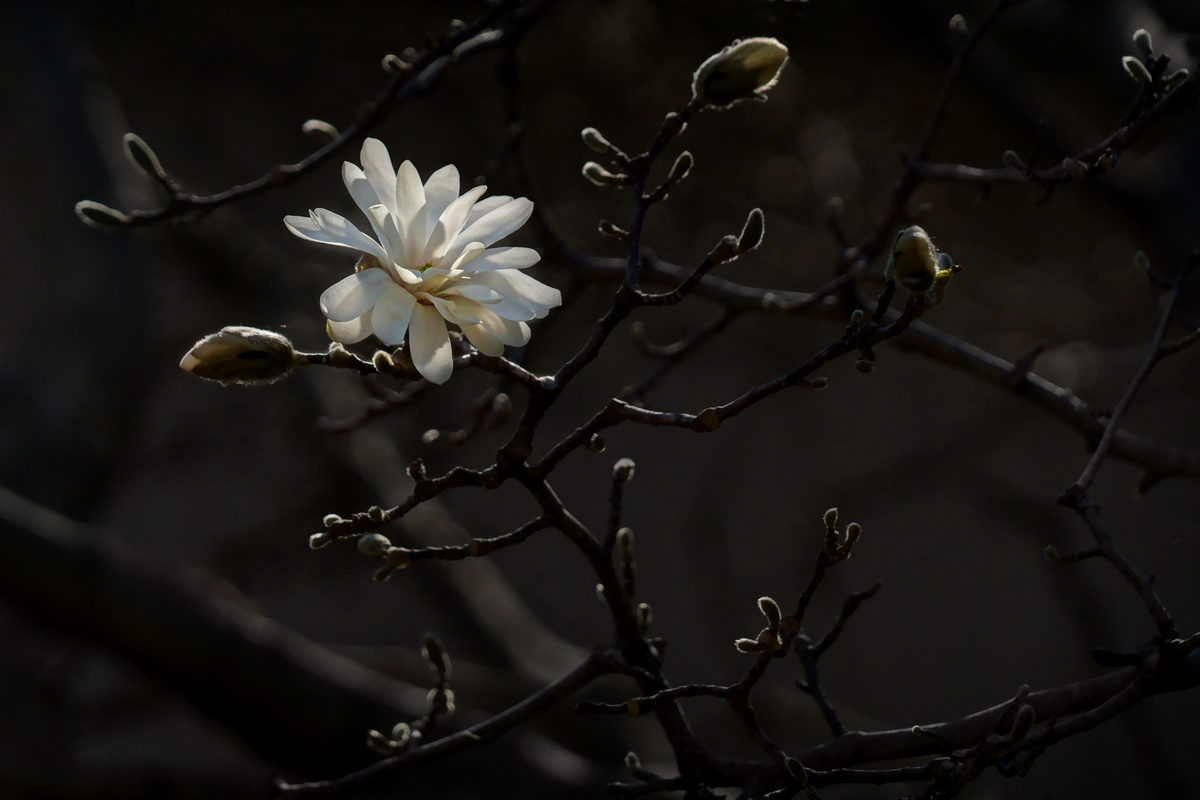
[428,295,481,325]
[462,246,541,273]
[342,162,382,218]
[473,269,562,319]
[422,164,460,229]
[285,214,386,263]
[328,311,374,344]
[449,242,486,271]
[394,160,427,264]
[461,323,505,356]
[320,268,390,322]
[308,208,390,262]
[480,310,531,347]
[370,283,417,345]
[366,204,405,267]
[409,303,453,384]
[425,185,488,263]
[463,195,511,228]
[445,197,534,263]
[360,138,396,215]
[442,282,501,303]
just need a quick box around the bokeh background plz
[2,0,1199,797]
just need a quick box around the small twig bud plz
[596,583,607,602]
[1002,149,1028,174]
[757,596,782,628]
[735,208,765,254]
[1097,149,1118,170]
[824,508,839,529]
[855,358,875,374]
[322,514,342,529]
[850,309,865,326]
[613,458,636,482]
[1009,704,1035,743]
[948,14,969,38]
[75,200,132,228]
[372,349,395,373]
[586,433,607,453]
[697,407,722,431]
[366,729,397,756]
[707,235,740,266]
[301,119,340,141]
[665,150,694,187]
[624,752,641,771]
[582,161,629,187]
[123,133,169,182]
[1122,56,1154,87]
[357,533,391,557]
[1062,157,1088,179]
[381,53,410,73]
[617,527,635,559]
[581,126,613,154]
[309,532,333,550]
[1132,250,1152,272]
[367,505,386,523]
[1132,28,1154,60]
[806,376,829,390]
[734,637,763,653]
[844,522,862,549]
[637,602,653,632]
[1163,69,1190,89]
[1043,545,1061,563]
[598,219,629,241]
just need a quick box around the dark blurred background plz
[2,0,1199,797]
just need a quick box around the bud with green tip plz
[179,326,298,385]
[884,226,940,293]
[692,37,789,109]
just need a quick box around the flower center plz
[416,261,435,272]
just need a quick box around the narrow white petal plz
[445,197,534,263]
[450,242,486,271]
[423,164,460,228]
[425,185,488,263]
[463,195,511,228]
[285,214,385,262]
[463,246,541,273]
[428,295,482,326]
[360,138,397,216]
[480,310,531,347]
[409,303,453,384]
[461,323,505,356]
[309,208,389,262]
[342,162,382,218]
[366,204,405,267]
[370,283,417,345]
[394,161,427,265]
[328,311,374,344]
[442,282,501,303]
[320,268,390,322]
[487,268,562,308]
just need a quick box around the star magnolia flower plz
[285,138,561,384]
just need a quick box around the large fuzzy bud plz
[179,326,298,385]
[692,37,789,109]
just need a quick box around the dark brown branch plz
[79,1,545,227]
[812,583,883,661]
[390,517,550,563]
[275,648,612,796]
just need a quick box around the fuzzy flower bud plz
[824,507,839,528]
[75,200,131,228]
[758,596,781,627]
[666,151,694,187]
[309,532,333,550]
[581,127,614,154]
[179,326,298,385]
[1132,28,1153,60]
[301,119,339,141]
[735,208,765,254]
[692,37,789,109]
[948,14,969,37]
[613,458,636,482]
[357,533,391,557]
[885,226,939,292]
[1002,150,1027,174]
[582,161,629,187]
[123,133,168,181]
[1122,56,1154,86]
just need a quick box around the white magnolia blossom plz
[285,138,561,384]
